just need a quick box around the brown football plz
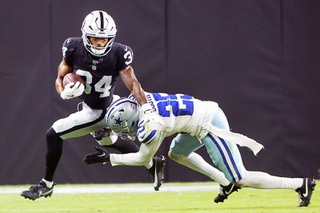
[63,73,85,87]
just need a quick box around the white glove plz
[137,122,158,144]
[137,103,165,144]
[60,82,84,100]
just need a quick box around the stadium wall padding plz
[0,0,319,184]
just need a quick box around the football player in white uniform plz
[21,10,165,200]
[84,92,316,207]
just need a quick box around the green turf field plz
[0,181,318,213]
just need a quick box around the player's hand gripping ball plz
[60,73,85,100]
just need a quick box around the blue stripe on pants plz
[207,133,242,182]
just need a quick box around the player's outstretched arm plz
[120,66,165,128]
[83,146,110,165]
[120,66,148,105]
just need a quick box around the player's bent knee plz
[168,151,174,159]
[168,151,186,161]
[46,127,63,143]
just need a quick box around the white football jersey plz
[144,92,219,138]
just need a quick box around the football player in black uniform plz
[21,10,165,200]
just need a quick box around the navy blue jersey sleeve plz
[116,44,134,71]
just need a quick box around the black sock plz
[44,127,63,181]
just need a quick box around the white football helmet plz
[81,10,117,57]
[106,98,140,141]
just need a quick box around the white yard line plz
[0,184,219,194]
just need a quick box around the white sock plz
[169,152,230,186]
[238,171,303,189]
[42,178,54,188]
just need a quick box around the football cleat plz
[295,178,316,207]
[148,155,166,191]
[214,183,241,203]
[21,180,55,201]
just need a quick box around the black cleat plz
[21,180,55,201]
[295,178,316,207]
[148,155,166,191]
[214,183,241,203]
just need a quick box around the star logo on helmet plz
[114,116,122,125]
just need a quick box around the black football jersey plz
[62,37,134,109]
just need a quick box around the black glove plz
[83,146,110,165]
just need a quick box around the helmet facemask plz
[81,10,117,57]
[117,127,137,141]
[83,36,115,57]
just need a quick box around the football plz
[63,73,85,87]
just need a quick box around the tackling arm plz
[109,131,165,166]
[120,66,165,135]
[120,66,148,106]
[84,129,166,166]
